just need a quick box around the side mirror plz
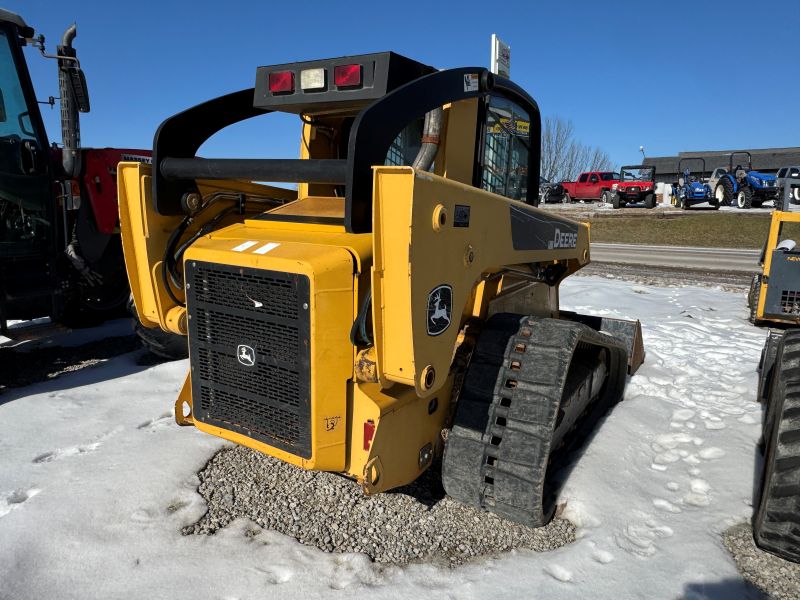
[64,66,90,113]
[0,89,5,122]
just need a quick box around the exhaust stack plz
[57,24,80,178]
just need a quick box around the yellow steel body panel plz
[440,99,479,186]
[183,231,357,471]
[371,166,589,396]
[118,162,297,329]
[345,378,454,492]
[756,209,800,323]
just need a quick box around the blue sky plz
[9,0,799,167]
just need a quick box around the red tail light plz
[334,64,362,87]
[268,71,294,93]
[363,420,376,451]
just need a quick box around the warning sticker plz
[463,73,479,92]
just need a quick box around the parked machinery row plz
[538,151,794,212]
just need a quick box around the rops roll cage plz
[152,66,542,234]
[678,157,707,178]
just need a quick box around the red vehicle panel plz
[81,148,151,234]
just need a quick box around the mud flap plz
[559,310,645,374]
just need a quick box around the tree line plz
[540,116,614,183]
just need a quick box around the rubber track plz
[441,314,629,528]
[754,330,800,562]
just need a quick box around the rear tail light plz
[300,68,325,90]
[268,71,294,93]
[334,64,362,87]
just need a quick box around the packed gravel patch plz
[184,446,576,565]
[723,522,800,599]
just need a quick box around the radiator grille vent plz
[186,261,311,458]
[780,290,800,315]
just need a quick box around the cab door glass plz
[480,95,530,200]
[385,117,423,167]
[0,29,49,245]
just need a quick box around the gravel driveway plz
[185,446,576,566]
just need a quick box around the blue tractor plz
[714,151,778,209]
[672,157,717,210]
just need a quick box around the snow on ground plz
[0,277,768,599]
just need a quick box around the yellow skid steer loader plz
[119,52,644,527]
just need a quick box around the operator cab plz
[0,11,54,323]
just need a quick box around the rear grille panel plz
[186,261,311,458]
[780,290,800,315]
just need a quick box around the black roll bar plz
[151,66,543,233]
[161,158,347,184]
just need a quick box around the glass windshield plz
[0,31,38,146]
[621,166,654,182]
[600,172,617,181]
[480,95,530,201]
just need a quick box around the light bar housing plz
[253,52,434,115]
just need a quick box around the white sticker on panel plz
[253,242,280,255]
[232,241,258,252]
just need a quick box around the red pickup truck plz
[557,171,620,203]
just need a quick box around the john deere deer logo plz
[427,285,453,336]
[237,344,256,367]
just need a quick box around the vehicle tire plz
[128,297,188,360]
[644,193,655,209]
[748,274,761,324]
[717,178,735,206]
[737,186,753,209]
[753,330,800,562]
[601,191,610,205]
[612,193,621,209]
[793,187,800,202]
[57,237,131,328]
[562,193,571,204]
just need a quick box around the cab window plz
[578,174,588,183]
[479,95,530,201]
[385,117,423,167]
